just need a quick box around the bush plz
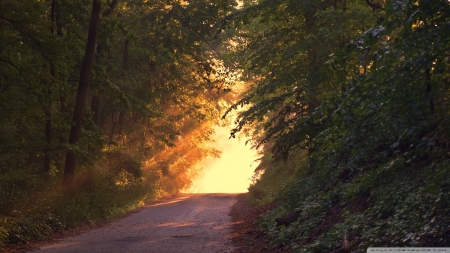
[0,150,158,249]
[0,226,8,245]
[250,148,450,252]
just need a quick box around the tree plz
[312,0,450,180]
[63,0,101,188]
[226,0,375,159]
[0,0,238,190]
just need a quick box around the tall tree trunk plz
[90,0,118,127]
[90,44,101,127]
[44,76,53,173]
[304,6,321,148]
[116,39,130,144]
[56,0,64,124]
[44,0,58,173]
[50,1,70,173]
[0,0,2,90]
[63,0,101,188]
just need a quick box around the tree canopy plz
[0,0,238,187]
[1,0,449,249]
[231,0,450,250]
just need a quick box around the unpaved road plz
[32,194,237,253]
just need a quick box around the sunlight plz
[184,126,259,193]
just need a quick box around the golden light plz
[184,125,259,193]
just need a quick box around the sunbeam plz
[184,126,259,193]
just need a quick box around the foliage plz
[0,0,240,247]
[231,0,450,251]
[248,149,308,205]
[226,0,377,159]
[0,0,238,183]
[253,158,450,252]
[3,0,449,249]
[0,156,154,245]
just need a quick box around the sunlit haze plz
[184,126,259,193]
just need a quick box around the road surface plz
[33,194,238,253]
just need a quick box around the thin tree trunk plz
[44,0,58,173]
[90,0,118,127]
[118,111,124,145]
[56,4,67,168]
[425,67,437,132]
[90,39,101,128]
[110,111,116,143]
[63,0,101,188]
[426,68,435,115]
[59,95,67,143]
[44,74,53,173]
[44,105,52,173]
[91,95,101,125]
[56,0,64,122]
[116,39,130,143]
[0,0,2,89]
[123,39,129,71]
[90,42,103,127]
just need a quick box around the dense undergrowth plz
[249,150,450,252]
[0,150,160,247]
[0,0,240,248]
[236,0,450,252]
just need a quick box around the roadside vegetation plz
[2,0,450,251]
[0,0,238,248]
[230,0,450,252]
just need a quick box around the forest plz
[1,0,449,251]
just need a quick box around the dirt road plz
[32,194,237,253]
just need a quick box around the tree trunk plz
[90,0,118,127]
[425,67,437,132]
[0,0,2,90]
[63,0,101,188]
[426,68,435,115]
[123,39,129,71]
[91,95,101,125]
[44,0,58,174]
[44,74,53,173]
[109,111,116,143]
[116,39,130,143]
[118,111,125,145]
[304,6,321,149]
[44,106,52,173]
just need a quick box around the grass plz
[0,156,163,248]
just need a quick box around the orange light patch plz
[184,126,259,193]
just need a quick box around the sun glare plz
[184,126,259,193]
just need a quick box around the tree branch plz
[102,0,118,17]
[365,0,383,11]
